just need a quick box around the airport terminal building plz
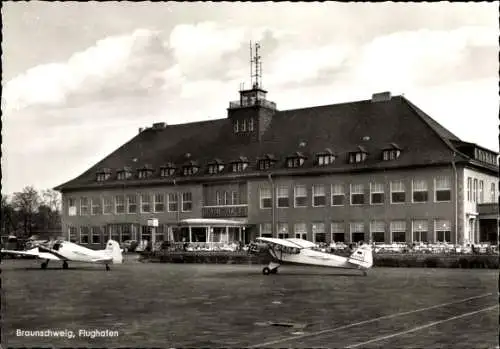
[55,81,499,249]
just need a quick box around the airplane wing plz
[1,247,63,261]
[285,238,317,249]
[256,237,303,248]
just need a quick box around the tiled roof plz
[54,95,496,191]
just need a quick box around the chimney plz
[152,122,167,129]
[371,91,392,102]
[138,127,144,133]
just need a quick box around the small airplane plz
[248,237,373,276]
[1,239,123,271]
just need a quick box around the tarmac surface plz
[2,256,498,348]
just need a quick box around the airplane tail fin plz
[105,240,123,264]
[348,244,373,269]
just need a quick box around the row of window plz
[466,178,496,203]
[259,177,453,209]
[68,192,193,216]
[260,219,452,243]
[68,225,162,244]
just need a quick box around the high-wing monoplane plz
[249,237,373,276]
[1,239,123,271]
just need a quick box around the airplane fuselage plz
[268,247,355,269]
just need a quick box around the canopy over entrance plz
[178,218,248,227]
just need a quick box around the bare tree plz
[41,189,61,213]
[12,186,41,237]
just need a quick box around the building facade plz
[55,85,499,249]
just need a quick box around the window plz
[168,193,178,212]
[260,187,272,209]
[312,223,326,243]
[96,172,110,181]
[412,220,428,243]
[390,220,406,243]
[68,226,78,243]
[331,184,345,206]
[127,195,137,214]
[103,197,112,215]
[370,183,384,205]
[80,226,90,244]
[258,159,273,170]
[479,180,484,203]
[294,185,307,207]
[181,192,192,212]
[331,222,345,242]
[241,119,247,132]
[277,185,289,208]
[91,226,101,244]
[383,149,401,161]
[286,157,305,168]
[248,118,254,131]
[138,169,153,179]
[216,191,222,206]
[370,221,385,243]
[473,179,478,203]
[467,177,472,202]
[231,162,248,172]
[312,184,326,207]
[80,197,89,215]
[435,219,451,243]
[412,179,428,203]
[141,194,151,213]
[350,184,365,205]
[231,191,239,205]
[91,197,101,215]
[234,119,239,133]
[140,225,152,242]
[491,183,496,202]
[223,192,230,206]
[349,152,367,164]
[115,195,125,214]
[160,167,175,177]
[316,154,335,166]
[260,223,272,237]
[277,223,289,239]
[183,166,199,176]
[68,198,77,216]
[208,163,224,175]
[350,222,365,243]
[294,223,307,240]
[391,180,406,203]
[154,193,164,212]
[117,170,132,180]
[434,176,451,202]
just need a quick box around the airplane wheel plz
[271,268,278,274]
[62,262,69,269]
[41,262,47,269]
[262,267,270,275]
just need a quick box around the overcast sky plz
[2,2,498,196]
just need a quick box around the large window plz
[331,222,345,242]
[350,184,365,205]
[260,223,272,237]
[473,179,478,203]
[231,191,240,205]
[412,220,428,243]
[312,184,326,207]
[127,195,137,214]
[168,193,178,212]
[390,220,406,243]
[294,185,307,207]
[80,197,89,215]
[370,220,385,243]
[68,198,77,216]
[312,223,326,243]
[435,176,451,202]
[491,183,496,203]
[277,223,289,239]
[141,194,152,213]
[91,226,101,244]
[331,184,345,206]
[260,187,272,209]
[80,226,90,244]
[412,179,428,203]
[103,197,113,215]
[467,177,472,202]
[435,219,451,243]
[115,195,125,214]
[154,193,164,212]
[350,222,365,243]
[277,185,289,208]
[479,180,484,203]
[294,223,307,240]
[370,183,384,205]
[390,180,405,203]
[182,192,192,212]
[68,226,78,243]
[91,197,101,215]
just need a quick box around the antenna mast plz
[250,41,262,89]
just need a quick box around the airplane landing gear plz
[41,260,49,269]
[263,267,270,275]
[105,264,110,271]
[62,261,69,269]
[263,262,280,275]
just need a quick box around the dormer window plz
[207,159,224,175]
[117,167,132,180]
[316,149,336,166]
[382,143,402,161]
[137,165,154,179]
[160,163,176,177]
[348,146,368,164]
[286,152,306,168]
[258,154,277,170]
[96,168,111,182]
[182,161,199,176]
[231,157,249,173]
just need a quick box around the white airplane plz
[249,237,373,276]
[1,239,123,271]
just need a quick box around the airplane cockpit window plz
[53,243,61,251]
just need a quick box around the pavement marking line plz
[345,304,499,349]
[247,292,493,348]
